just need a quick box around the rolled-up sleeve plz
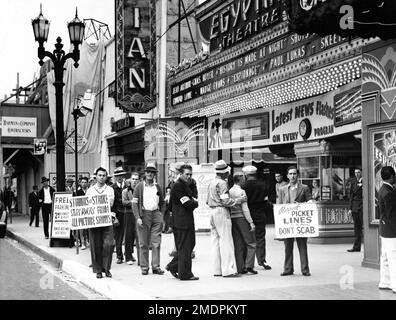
[217,181,236,207]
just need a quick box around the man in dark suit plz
[112,167,126,264]
[166,164,199,280]
[28,185,40,227]
[378,166,396,293]
[38,177,55,239]
[348,168,363,252]
[243,165,272,270]
[277,166,312,276]
[76,177,90,249]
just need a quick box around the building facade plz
[166,0,376,242]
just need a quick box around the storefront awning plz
[231,147,296,165]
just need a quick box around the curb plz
[6,229,63,269]
[6,228,152,300]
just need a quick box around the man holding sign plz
[85,167,115,279]
[277,166,312,277]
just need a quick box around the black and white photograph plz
[1,0,396,311]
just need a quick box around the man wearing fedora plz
[112,166,127,264]
[132,163,166,275]
[38,176,55,239]
[207,160,244,277]
[243,165,272,270]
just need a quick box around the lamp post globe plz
[32,5,85,192]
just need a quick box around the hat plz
[214,160,230,173]
[174,162,185,172]
[41,176,49,183]
[113,167,126,176]
[242,165,257,175]
[66,178,74,183]
[145,163,158,173]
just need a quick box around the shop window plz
[298,154,360,202]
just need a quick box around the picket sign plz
[273,202,319,239]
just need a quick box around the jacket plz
[122,188,134,214]
[28,191,40,210]
[76,188,87,196]
[277,183,312,204]
[132,181,165,220]
[244,178,269,223]
[112,183,125,213]
[38,186,55,204]
[349,177,363,212]
[171,179,198,229]
[378,183,396,238]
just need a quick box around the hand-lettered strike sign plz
[51,192,73,239]
[274,203,319,239]
[69,195,112,230]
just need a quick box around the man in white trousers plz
[206,160,245,278]
[377,166,396,293]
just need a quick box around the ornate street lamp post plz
[32,5,85,191]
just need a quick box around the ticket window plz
[297,155,361,202]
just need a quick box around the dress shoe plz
[29,222,32,227]
[302,272,311,276]
[126,260,133,265]
[96,273,103,279]
[223,273,241,278]
[239,269,248,274]
[142,270,149,275]
[105,271,112,278]
[182,276,199,281]
[347,248,360,252]
[165,265,179,279]
[153,269,165,275]
[246,268,258,274]
[280,271,293,276]
[131,255,136,262]
[213,274,222,277]
[116,258,123,264]
[262,263,272,270]
[378,286,392,290]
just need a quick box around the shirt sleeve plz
[240,190,253,223]
[107,187,115,208]
[217,180,236,207]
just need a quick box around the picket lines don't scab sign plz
[273,203,320,239]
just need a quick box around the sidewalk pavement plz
[5,213,395,300]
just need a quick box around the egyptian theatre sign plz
[198,0,286,52]
[116,0,156,113]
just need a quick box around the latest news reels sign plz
[274,203,319,239]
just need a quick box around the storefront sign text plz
[2,116,37,138]
[199,0,285,52]
[170,33,347,107]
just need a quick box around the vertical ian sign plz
[115,0,156,113]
